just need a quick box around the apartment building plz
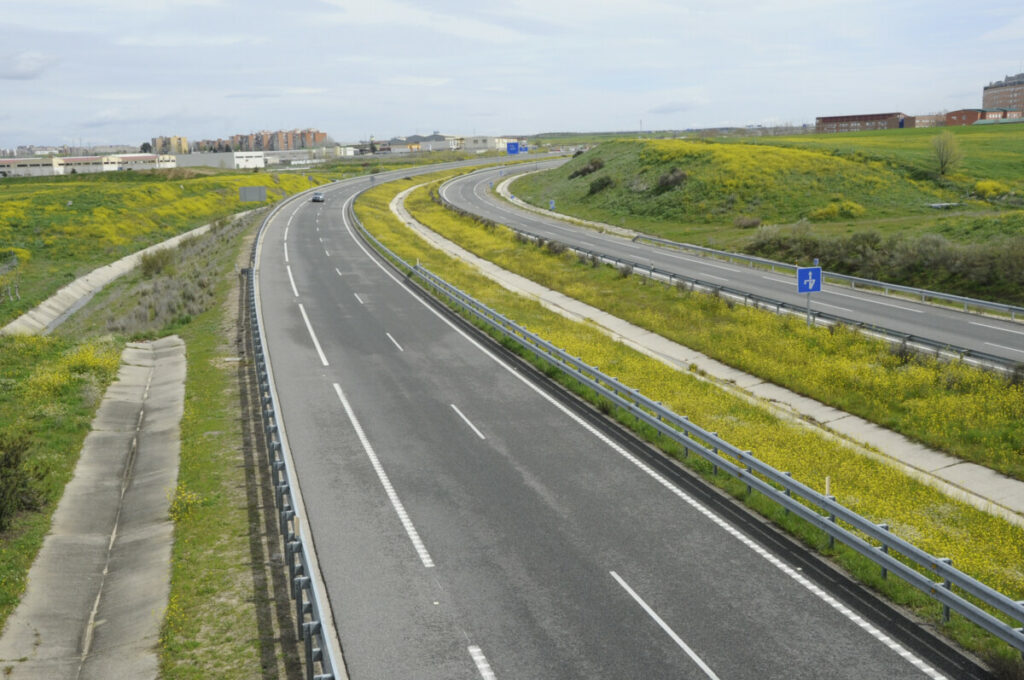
[982,73,1024,110]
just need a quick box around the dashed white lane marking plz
[700,273,729,282]
[286,265,299,297]
[336,268,343,277]
[284,241,289,264]
[386,332,404,352]
[297,303,329,366]
[987,342,1024,355]
[469,645,496,680]
[814,301,852,312]
[451,404,486,440]
[333,382,435,568]
[354,293,365,305]
[611,571,721,680]
[827,289,925,313]
[972,321,1024,336]
[284,225,290,240]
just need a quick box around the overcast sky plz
[3,0,1024,149]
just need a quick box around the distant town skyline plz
[4,0,1024,150]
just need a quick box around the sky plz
[3,0,1024,149]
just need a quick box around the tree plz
[140,142,152,153]
[932,131,963,176]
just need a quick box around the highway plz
[254,170,990,679]
[440,164,1024,366]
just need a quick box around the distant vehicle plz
[311,192,325,202]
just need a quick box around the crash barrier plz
[633,234,1023,321]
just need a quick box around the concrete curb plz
[392,186,1024,527]
[0,336,185,679]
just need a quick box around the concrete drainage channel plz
[0,337,185,679]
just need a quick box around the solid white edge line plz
[972,320,1024,336]
[286,265,299,297]
[610,571,721,680]
[332,382,435,568]
[385,332,404,352]
[343,191,947,679]
[451,404,486,440]
[468,645,497,680]
[298,303,329,366]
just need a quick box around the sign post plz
[797,265,822,326]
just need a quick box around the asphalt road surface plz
[255,171,992,679]
[440,164,1024,366]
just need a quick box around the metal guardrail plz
[634,234,1024,321]
[434,189,1019,372]
[249,192,343,680]
[345,200,1024,657]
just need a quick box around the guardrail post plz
[710,434,719,475]
[878,524,890,579]
[783,472,792,515]
[940,558,953,622]
[827,496,836,550]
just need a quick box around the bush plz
[974,180,1010,199]
[140,247,176,278]
[568,158,604,179]
[588,176,614,195]
[733,216,762,229]
[655,167,687,192]
[808,200,865,221]
[0,433,32,530]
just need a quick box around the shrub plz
[140,247,176,277]
[808,200,865,221]
[568,158,604,179]
[656,167,687,192]
[0,433,32,530]
[733,216,762,229]
[588,176,614,195]
[974,179,1010,199]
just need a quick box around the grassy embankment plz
[356,176,1024,671]
[0,167,318,675]
[0,169,321,326]
[511,131,1024,304]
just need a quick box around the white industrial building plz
[0,153,175,178]
[174,151,266,170]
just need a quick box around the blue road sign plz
[549,199,555,210]
[797,266,822,293]
[506,142,520,154]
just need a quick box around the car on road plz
[311,192,325,202]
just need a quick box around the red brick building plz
[945,108,1022,126]
[815,113,914,133]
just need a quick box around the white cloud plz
[318,0,529,43]
[116,34,265,48]
[384,76,451,87]
[0,52,58,80]
[981,14,1024,41]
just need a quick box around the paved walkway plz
[393,188,1024,527]
[0,336,185,679]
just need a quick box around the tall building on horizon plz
[982,73,1024,110]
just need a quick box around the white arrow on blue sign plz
[797,266,822,293]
